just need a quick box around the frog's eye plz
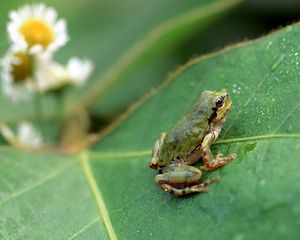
[215,93,228,108]
[216,97,225,108]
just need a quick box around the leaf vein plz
[68,216,100,240]
[89,133,300,159]
[273,102,300,133]
[0,161,74,205]
[222,53,286,138]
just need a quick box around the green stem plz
[31,55,46,141]
[56,89,65,119]
[54,89,67,143]
[34,92,46,140]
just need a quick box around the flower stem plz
[56,89,65,119]
[54,89,67,145]
[34,92,46,140]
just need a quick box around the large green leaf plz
[1,22,300,239]
[87,23,300,239]
[0,0,243,123]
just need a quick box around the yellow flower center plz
[19,19,53,48]
[11,52,32,83]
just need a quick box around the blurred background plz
[0,0,299,147]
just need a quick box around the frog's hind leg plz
[159,177,219,197]
[155,164,219,197]
[200,124,236,171]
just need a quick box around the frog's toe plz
[159,184,209,197]
[204,153,237,170]
[201,176,220,186]
[192,185,209,193]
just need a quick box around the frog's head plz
[209,89,232,123]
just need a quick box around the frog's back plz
[160,91,214,161]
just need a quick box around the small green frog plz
[149,90,236,197]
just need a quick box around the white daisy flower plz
[17,122,43,148]
[0,121,43,149]
[7,3,68,57]
[65,58,94,86]
[36,57,94,92]
[1,49,35,102]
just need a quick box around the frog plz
[149,89,236,197]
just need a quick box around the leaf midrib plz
[78,151,118,240]
[88,133,300,159]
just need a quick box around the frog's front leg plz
[200,122,236,171]
[155,164,219,197]
[150,132,166,169]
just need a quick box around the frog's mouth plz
[208,107,230,125]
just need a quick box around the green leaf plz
[87,23,300,239]
[1,22,300,239]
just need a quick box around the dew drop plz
[256,118,261,125]
[260,179,266,186]
[233,233,244,240]
[274,77,281,84]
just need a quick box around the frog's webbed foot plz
[155,164,219,197]
[201,132,236,171]
[202,152,236,171]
